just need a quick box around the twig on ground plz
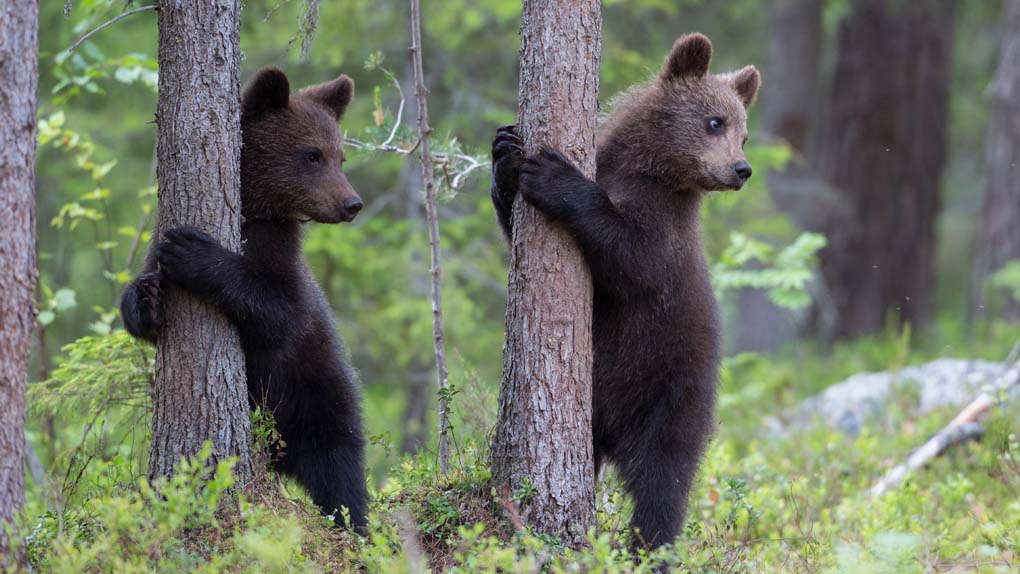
[869,343,1020,496]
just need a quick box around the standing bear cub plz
[121,68,368,530]
[491,33,760,547]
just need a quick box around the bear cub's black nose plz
[734,161,753,181]
[343,197,364,214]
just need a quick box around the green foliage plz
[989,260,1020,305]
[713,231,827,310]
[21,445,321,574]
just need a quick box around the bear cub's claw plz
[156,226,222,288]
[138,271,164,330]
[122,270,164,341]
[491,124,524,203]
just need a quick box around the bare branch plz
[870,343,1020,496]
[409,0,452,475]
[67,5,158,53]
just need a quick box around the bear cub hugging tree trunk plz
[490,33,760,548]
[122,68,369,530]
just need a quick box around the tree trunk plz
[764,0,822,154]
[0,0,39,560]
[814,0,955,339]
[490,0,599,543]
[972,0,1020,319]
[149,0,253,482]
[731,0,823,354]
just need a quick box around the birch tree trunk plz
[490,0,600,543]
[149,0,253,482]
[972,0,1020,319]
[0,0,39,560]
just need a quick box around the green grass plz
[13,320,1020,573]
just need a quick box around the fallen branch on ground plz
[869,342,1020,496]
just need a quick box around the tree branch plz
[870,342,1020,496]
[67,5,158,53]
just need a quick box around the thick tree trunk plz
[490,0,599,543]
[0,0,39,560]
[764,0,822,154]
[973,0,1020,319]
[814,0,955,339]
[150,0,253,482]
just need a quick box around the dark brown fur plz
[490,33,760,548]
[121,68,368,529]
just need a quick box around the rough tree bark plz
[732,0,824,353]
[814,0,955,339]
[149,0,253,481]
[0,0,39,559]
[972,0,1020,319]
[490,0,600,543]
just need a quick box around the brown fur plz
[490,33,761,548]
[121,68,369,529]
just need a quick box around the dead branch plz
[409,0,452,475]
[870,343,1020,496]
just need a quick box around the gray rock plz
[791,359,1008,435]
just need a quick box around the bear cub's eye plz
[305,149,324,165]
[706,117,725,134]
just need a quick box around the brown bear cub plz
[121,68,368,530]
[490,33,760,548]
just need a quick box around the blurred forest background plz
[18,0,1020,571]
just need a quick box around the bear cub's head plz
[659,33,760,191]
[239,67,362,224]
[615,33,760,193]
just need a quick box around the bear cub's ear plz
[241,67,291,121]
[727,65,761,108]
[661,33,713,82]
[300,75,355,121]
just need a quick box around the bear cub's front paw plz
[519,147,586,215]
[156,226,223,289]
[491,124,524,205]
[122,270,164,340]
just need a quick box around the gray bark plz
[973,0,1020,319]
[490,0,600,543]
[149,0,253,482]
[0,0,39,560]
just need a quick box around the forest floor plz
[15,324,1020,573]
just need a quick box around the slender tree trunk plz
[149,0,253,482]
[490,0,599,543]
[0,0,39,560]
[972,0,1020,319]
[409,0,452,475]
[814,0,955,339]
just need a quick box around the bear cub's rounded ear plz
[727,65,761,109]
[661,33,713,82]
[241,67,291,121]
[300,75,355,121]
